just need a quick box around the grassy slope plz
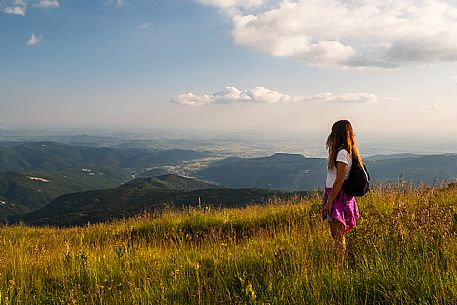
[0,184,456,304]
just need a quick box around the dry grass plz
[0,184,456,304]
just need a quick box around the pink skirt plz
[322,187,360,234]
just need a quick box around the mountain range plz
[197,153,326,191]
[0,142,211,218]
[197,153,457,190]
[10,174,307,226]
[0,141,209,172]
[2,141,457,227]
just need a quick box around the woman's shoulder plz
[336,148,350,163]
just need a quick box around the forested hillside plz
[198,153,457,190]
[10,174,308,226]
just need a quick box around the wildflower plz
[245,282,256,301]
[194,262,201,270]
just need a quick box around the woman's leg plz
[329,221,346,263]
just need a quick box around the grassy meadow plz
[0,183,456,304]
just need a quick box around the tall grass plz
[0,184,456,304]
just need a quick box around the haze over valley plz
[0,129,454,226]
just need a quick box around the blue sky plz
[1,0,456,141]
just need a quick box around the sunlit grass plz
[0,184,456,304]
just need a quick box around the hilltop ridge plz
[198,152,457,190]
[121,174,218,190]
[0,141,209,171]
[10,174,308,226]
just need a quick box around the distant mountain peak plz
[269,153,305,159]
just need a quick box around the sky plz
[1,0,457,143]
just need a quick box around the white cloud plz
[136,22,153,30]
[34,0,59,9]
[199,0,457,69]
[1,0,27,15]
[107,0,124,7]
[173,86,384,106]
[2,0,61,15]
[26,33,41,46]
[2,6,25,15]
[173,86,297,105]
[198,0,264,10]
[302,92,379,103]
[173,93,216,106]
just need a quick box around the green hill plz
[197,153,457,190]
[0,141,210,172]
[367,154,457,183]
[10,174,308,226]
[0,142,212,218]
[0,169,130,220]
[120,174,218,190]
[198,153,327,191]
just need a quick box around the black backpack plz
[343,154,370,197]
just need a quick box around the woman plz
[322,120,361,261]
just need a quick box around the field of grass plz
[0,183,456,304]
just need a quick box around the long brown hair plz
[326,120,363,169]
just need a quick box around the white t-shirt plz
[325,149,352,188]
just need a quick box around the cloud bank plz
[199,0,457,69]
[173,86,382,106]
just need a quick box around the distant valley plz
[0,141,212,219]
[1,139,456,227]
